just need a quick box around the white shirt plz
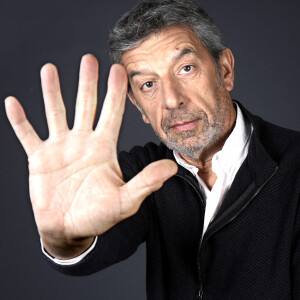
[42,103,252,264]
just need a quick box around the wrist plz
[41,234,95,260]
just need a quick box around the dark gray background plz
[1,0,299,299]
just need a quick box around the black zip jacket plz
[47,102,300,299]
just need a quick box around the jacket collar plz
[234,100,278,187]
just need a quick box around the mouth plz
[170,119,200,132]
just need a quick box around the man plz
[4,0,300,299]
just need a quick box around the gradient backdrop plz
[1,0,300,299]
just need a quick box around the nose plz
[161,77,185,110]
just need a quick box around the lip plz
[170,119,199,132]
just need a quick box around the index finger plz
[95,64,127,143]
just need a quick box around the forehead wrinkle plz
[131,29,198,58]
[153,34,196,57]
[126,41,197,72]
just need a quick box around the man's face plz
[122,25,236,162]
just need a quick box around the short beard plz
[163,121,221,161]
[157,84,228,162]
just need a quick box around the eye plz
[141,81,154,90]
[180,65,194,74]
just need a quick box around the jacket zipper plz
[176,174,205,300]
[176,165,278,300]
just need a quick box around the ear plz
[218,48,235,92]
[127,92,151,124]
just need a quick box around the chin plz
[164,137,205,154]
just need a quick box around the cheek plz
[196,77,216,99]
[148,112,162,131]
[186,79,224,123]
[185,79,214,110]
[134,94,162,125]
[143,107,168,136]
[138,103,158,125]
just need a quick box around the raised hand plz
[5,54,177,258]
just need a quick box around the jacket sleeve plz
[43,148,152,276]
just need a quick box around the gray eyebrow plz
[129,70,144,79]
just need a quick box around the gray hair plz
[107,0,226,66]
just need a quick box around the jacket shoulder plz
[246,109,300,162]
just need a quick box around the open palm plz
[5,54,177,258]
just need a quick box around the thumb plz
[120,159,178,216]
